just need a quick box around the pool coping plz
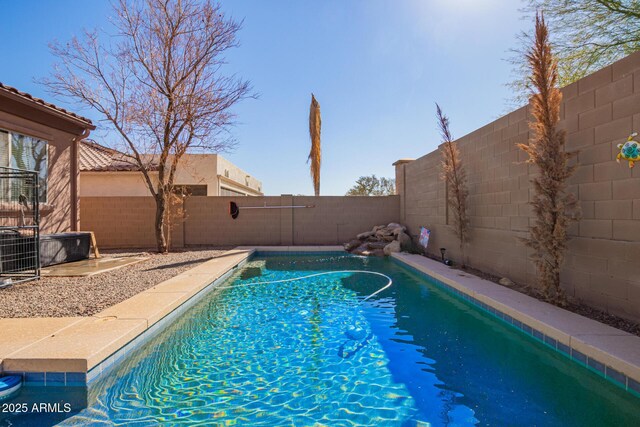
[0,247,256,386]
[391,252,640,396]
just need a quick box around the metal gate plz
[0,166,40,286]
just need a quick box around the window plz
[173,185,207,196]
[220,186,246,197]
[0,129,48,202]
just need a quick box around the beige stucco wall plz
[80,172,157,197]
[0,111,81,234]
[396,51,640,322]
[216,155,262,195]
[81,195,400,248]
[174,155,218,195]
[80,154,262,197]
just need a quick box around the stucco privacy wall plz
[396,51,640,321]
[80,195,399,247]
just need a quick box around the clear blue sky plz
[0,0,528,195]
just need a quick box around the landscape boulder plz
[352,243,371,256]
[397,231,412,248]
[357,231,376,240]
[383,240,401,255]
[345,223,412,257]
[499,277,515,287]
[392,227,405,236]
[344,239,361,251]
[367,241,387,250]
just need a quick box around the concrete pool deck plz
[0,246,638,395]
[0,248,256,380]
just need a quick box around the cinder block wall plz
[80,197,184,248]
[396,51,640,321]
[81,195,400,248]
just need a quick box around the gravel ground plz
[457,261,640,337]
[417,253,640,337]
[0,247,231,318]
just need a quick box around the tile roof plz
[0,82,94,127]
[79,140,158,172]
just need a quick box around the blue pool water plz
[3,253,640,426]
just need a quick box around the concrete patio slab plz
[41,256,148,277]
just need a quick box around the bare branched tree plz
[308,94,321,196]
[518,13,581,304]
[42,0,251,253]
[507,0,640,107]
[437,103,470,267]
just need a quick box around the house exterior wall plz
[0,110,83,233]
[80,154,262,197]
[80,172,157,197]
[395,51,640,322]
[80,195,399,247]
[216,155,262,195]
[173,155,218,195]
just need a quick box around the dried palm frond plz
[308,93,322,196]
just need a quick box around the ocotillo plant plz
[437,103,470,267]
[308,94,322,196]
[518,13,580,305]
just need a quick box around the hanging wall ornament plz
[616,132,640,168]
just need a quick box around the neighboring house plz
[0,83,94,233]
[79,140,263,197]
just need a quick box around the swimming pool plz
[2,252,640,426]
